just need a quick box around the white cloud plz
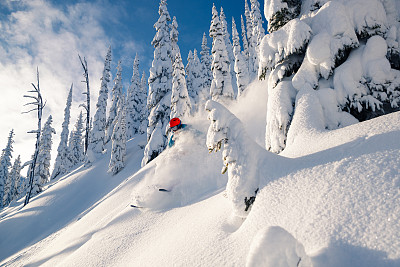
[0,0,114,168]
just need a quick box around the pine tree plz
[209,4,234,103]
[171,53,192,119]
[232,17,250,97]
[16,162,30,199]
[126,54,142,139]
[0,130,14,208]
[220,7,238,96]
[190,49,205,109]
[8,155,21,203]
[170,16,181,62]
[200,33,213,102]
[142,0,173,166]
[32,115,56,196]
[86,47,112,162]
[109,95,127,175]
[244,0,256,76]
[52,85,73,179]
[186,50,194,100]
[241,15,250,69]
[106,61,123,144]
[70,112,85,165]
[250,0,266,73]
[139,71,149,134]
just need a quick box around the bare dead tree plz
[23,68,45,206]
[79,54,90,154]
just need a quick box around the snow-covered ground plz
[1,80,399,266]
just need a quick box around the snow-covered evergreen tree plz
[220,7,238,96]
[126,54,142,139]
[52,85,73,179]
[244,0,256,76]
[109,95,127,175]
[86,47,112,162]
[32,115,56,196]
[19,160,32,199]
[106,61,123,144]
[260,0,400,153]
[171,53,192,119]
[241,15,250,68]
[191,49,205,109]
[250,0,266,67]
[232,17,250,97]
[186,49,204,107]
[209,4,234,103]
[142,0,173,166]
[139,71,149,134]
[69,112,85,165]
[170,16,181,62]
[0,130,14,208]
[186,50,194,99]
[16,164,28,199]
[200,32,213,93]
[8,155,21,203]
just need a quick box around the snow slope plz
[1,81,399,266]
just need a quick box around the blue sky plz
[35,0,250,77]
[0,0,263,164]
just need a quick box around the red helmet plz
[169,118,181,128]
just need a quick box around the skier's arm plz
[168,134,175,147]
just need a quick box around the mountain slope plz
[0,83,399,266]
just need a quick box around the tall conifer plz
[142,0,173,166]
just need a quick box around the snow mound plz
[246,226,312,267]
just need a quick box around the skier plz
[168,117,186,147]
